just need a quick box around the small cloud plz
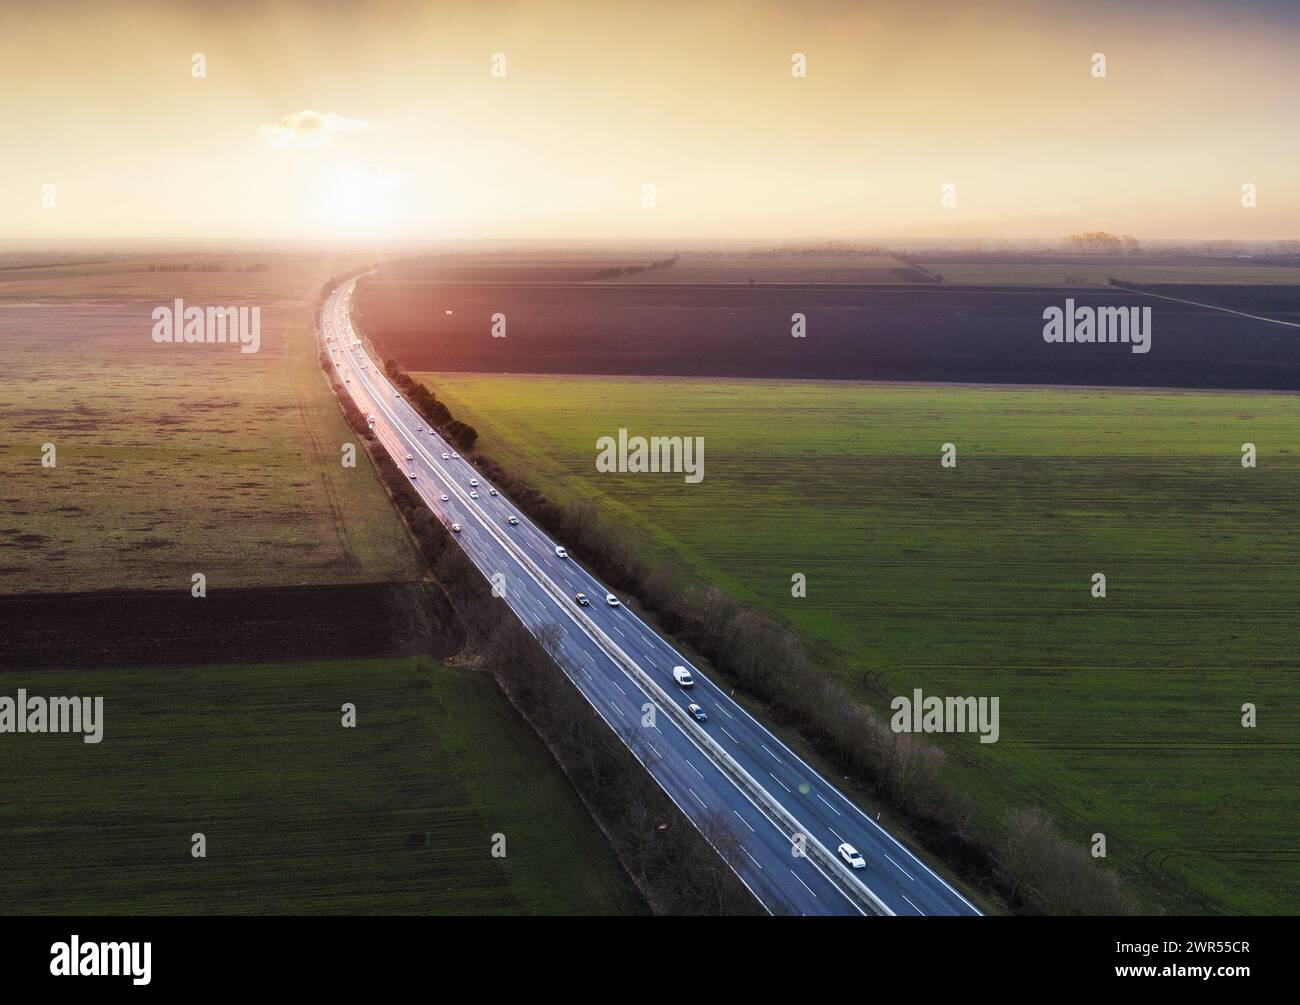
[259,110,369,150]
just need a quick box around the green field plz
[426,373,1300,915]
[0,657,644,915]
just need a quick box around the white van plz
[672,666,694,688]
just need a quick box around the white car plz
[555,546,568,558]
[605,594,620,607]
[489,488,498,497]
[451,452,460,459]
[451,522,461,533]
[405,453,413,461]
[838,843,866,870]
[442,453,450,460]
[440,494,449,502]
[470,491,479,499]
[408,470,417,479]
[673,666,694,688]
[507,516,519,526]
[469,478,478,487]
[416,425,423,432]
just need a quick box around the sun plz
[323,163,398,230]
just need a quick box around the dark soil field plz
[907,254,1300,287]
[1137,284,1300,320]
[356,275,1300,390]
[0,582,459,671]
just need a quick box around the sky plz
[1,0,1298,245]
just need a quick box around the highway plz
[321,275,982,917]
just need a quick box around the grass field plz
[0,254,421,593]
[0,657,644,915]
[425,372,1300,915]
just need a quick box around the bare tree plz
[997,807,1138,915]
[536,622,564,661]
[695,810,748,911]
[620,723,655,766]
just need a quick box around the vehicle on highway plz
[838,843,867,870]
[416,425,423,431]
[405,453,413,461]
[687,703,708,722]
[555,546,568,558]
[440,494,449,502]
[605,594,620,607]
[451,523,461,533]
[408,470,417,479]
[470,491,479,499]
[442,452,450,460]
[673,666,694,688]
[344,377,351,383]
[575,593,590,607]
[508,516,519,526]
[469,478,478,487]
[451,452,460,459]
[489,488,498,497]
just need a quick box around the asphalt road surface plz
[322,276,982,917]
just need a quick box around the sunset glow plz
[2,0,1297,244]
